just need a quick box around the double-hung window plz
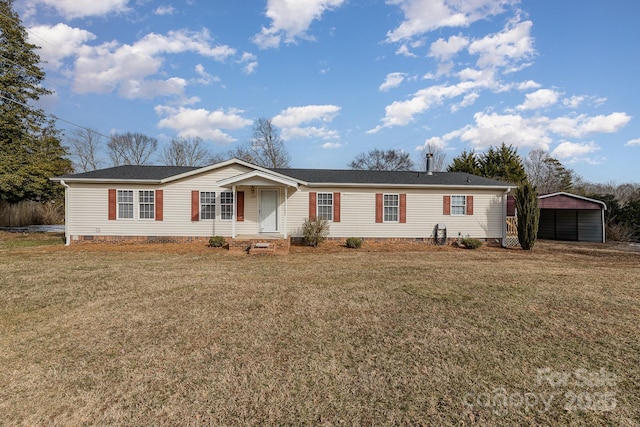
[200,192,215,220]
[220,191,234,220]
[117,190,134,219]
[451,195,467,215]
[317,193,333,221]
[138,190,155,219]
[384,194,399,222]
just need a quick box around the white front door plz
[259,190,278,232]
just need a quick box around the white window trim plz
[200,191,216,221]
[220,191,234,221]
[138,190,155,220]
[451,194,467,216]
[383,193,400,223]
[317,192,333,222]
[116,189,134,220]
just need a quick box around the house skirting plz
[70,235,211,244]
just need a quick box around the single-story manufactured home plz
[52,158,514,248]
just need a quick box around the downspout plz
[60,180,71,246]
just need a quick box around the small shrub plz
[208,236,226,247]
[345,237,363,249]
[461,237,482,249]
[302,217,330,247]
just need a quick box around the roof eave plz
[305,182,514,190]
[50,177,161,184]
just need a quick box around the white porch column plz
[284,186,288,238]
[232,184,236,238]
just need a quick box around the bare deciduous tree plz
[229,118,290,168]
[524,149,574,193]
[349,148,414,171]
[66,128,103,172]
[159,137,212,167]
[108,132,158,166]
[418,142,447,172]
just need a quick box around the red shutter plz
[236,191,245,222]
[375,193,383,223]
[466,195,474,215]
[333,192,341,223]
[108,189,116,220]
[443,195,451,215]
[309,192,317,220]
[191,190,199,221]
[399,193,406,223]
[155,190,163,221]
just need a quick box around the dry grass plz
[0,233,639,426]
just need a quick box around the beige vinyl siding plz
[66,164,253,239]
[286,187,505,240]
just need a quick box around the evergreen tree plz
[478,143,527,184]
[514,181,540,250]
[0,0,71,202]
[447,150,480,174]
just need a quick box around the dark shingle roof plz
[54,163,513,188]
[271,168,512,187]
[55,165,198,181]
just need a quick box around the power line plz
[0,93,112,140]
[0,9,57,51]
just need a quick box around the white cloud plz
[369,73,499,132]
[154,5,176,15]
[517,80,541,90]
[552,141,600,159]
[272,105,340,128]
[625,138,640,147]
[73,29,235,98]
[27,24,96,69]
[379,72,407,91]
[395,44,417,57]
[272,105,341,141]
[548,112,631,138]
[238,52,258,74]
[253,0,346,49]
[468,19,535,70]
[322,142,343,149]
[26,0,129,18]
[120,77,187,99]
[429,34,469,62]
[457,111,552,149]
[516,88,560,111]
[282,126,339,140]
[155,105,252,143]
[386,0,516,42]
[193,64,220,86]
[562,95,585,109]
[416,136,446,151]
[450,92,479,112]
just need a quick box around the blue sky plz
[16,0,640,183]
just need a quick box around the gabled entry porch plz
[216,169,300,240]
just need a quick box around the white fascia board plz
[217,170,300,188]
[305,182,514,190]
[539,191,607,210]
[161,157,296,184]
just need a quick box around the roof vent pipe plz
[426,153,434,175]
